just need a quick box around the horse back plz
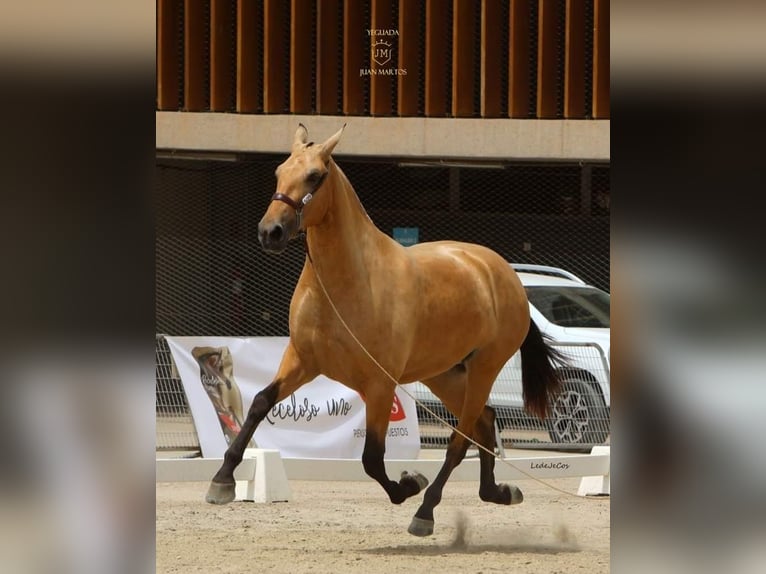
[407,240,527,318]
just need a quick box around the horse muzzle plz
[258,220,289,253]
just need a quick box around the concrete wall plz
[156,113,610,162]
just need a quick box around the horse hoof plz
[206,481,236,505]
[408,516,435,537]
[500,483,524,505]
[402,471,429,491]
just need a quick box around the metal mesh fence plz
[156,156,609,337]
[155,154,609,451]
[156,335,200,451]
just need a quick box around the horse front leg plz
[361,387,429,505]
[206,343,314,504]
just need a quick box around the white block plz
[235,449,292,503]
[577,445,610,496]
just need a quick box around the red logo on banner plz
[389,394,406,422]
[358,392,407,422]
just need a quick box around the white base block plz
[235,449,292,503]
[577,445,610,496]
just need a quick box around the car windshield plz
[525,286,610,328]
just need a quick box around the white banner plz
[166,337,420,460]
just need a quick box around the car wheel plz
[546,379,609,444]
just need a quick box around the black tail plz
[520,319,568,420]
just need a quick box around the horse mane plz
[330,160,375,225]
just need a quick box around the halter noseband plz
[270,172,327,231]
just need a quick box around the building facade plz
[155,0,610,336]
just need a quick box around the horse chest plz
[291,302,401,384]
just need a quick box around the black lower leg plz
[362,432,427,504]
[479,448,511,503]
[476,407,516,504]
[414,433,470,522]
[212,383,279,484]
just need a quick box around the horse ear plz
[319,124,346,161]
[293,123,309,150]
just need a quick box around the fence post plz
[577,445,610,496]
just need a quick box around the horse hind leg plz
[475,406,523,505]
[409,357,519,536]
[206,343,314,505]
[408,366,478,537]
[408,417,476,536]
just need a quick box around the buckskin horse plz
[206,125,564,536]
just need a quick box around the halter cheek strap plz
[270,172,326,231]
[270,191,314,230]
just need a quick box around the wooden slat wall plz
[536,0,560,118]
[264,0,289,113]
[397,1,420,116]
[183,0,208,111]
[342,0,365,115]
[290,0,313,114]
[316,0,341,114]
[508,0,531,118]
[564,0,586,119]
[157,0,182,110]
[156,0,609,119]
[236,0,262,113]
[593,0,609,118]
[424,0,449,117]
[452,0,475,117]
[210,0,235,111]
[157,0,183,110]
[370,0,394,116]
[481,0,503,118]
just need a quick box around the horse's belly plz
[398,310,503,382]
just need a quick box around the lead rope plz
[303,238,606,500]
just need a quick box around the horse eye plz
[306,171,321,183]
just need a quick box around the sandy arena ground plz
[157,470,609,574]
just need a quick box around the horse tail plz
[519,319,567,420]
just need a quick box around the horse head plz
[258,124,345,253]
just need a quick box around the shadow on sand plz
[361,540,580,557]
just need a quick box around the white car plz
[413,264,611,445]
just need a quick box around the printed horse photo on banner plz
[206,124,567,537]
[191,346,255,449]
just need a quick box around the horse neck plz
[305,161,385,281]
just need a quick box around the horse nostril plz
[268,224,284,243]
